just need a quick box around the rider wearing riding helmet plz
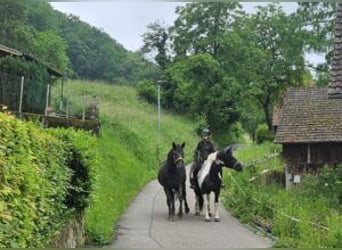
[190,128,216,188]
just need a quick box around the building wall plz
[283,143,342,167]
[282,143,342,189]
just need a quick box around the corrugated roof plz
[0,43,63,77]
[274,87,342,143]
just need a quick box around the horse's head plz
[168,142,185,168]
[217,146,242,171]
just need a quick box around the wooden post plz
[19,76,24,114]
[45,84,50,116]
[82,95,86,120]
[66,101,69,118]
[307,143,311,164]
[59,78,64,111]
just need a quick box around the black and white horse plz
[192,146,242,222]
[158,142,190,221]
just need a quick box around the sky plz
[49,2,324,65]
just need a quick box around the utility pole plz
[156,80,166,163]
[156,80,167,132]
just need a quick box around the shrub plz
[255,123,274,144]
[136,80,156,104]
[0,113,98,247]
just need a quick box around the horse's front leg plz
[177,187,183,218]
[203,193,211,222]
[170,190,176,221]
[213,189,220,222]
[164,187,174,221]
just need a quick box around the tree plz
[141,21,171,70]
[171,2,242,60]
[241,4,307,130]
[295,2,337,85]
[165,53,240,132]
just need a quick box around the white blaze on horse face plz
[198,152,218,189]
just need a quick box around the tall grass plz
[51,80,199,244]
[223,143,342,248]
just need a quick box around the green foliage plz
[255,123,274,144]
[0,1,156,83]
[142,21,170,69]
[136,79,157,103]
[47,128,99,212]
[0,112,98,247]
[53,80,199,245]
[164,53,241,132]
[193,113,209,136]
[222,143,341,248]
[296,165,342,208]
[0,113,71,247]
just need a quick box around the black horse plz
[191,146,242,222]
[158,142,190,221]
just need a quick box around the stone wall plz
[49,213,86,248]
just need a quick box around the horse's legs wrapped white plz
[204,194,211,221]
[214,202,220,222]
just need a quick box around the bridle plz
[174,156,184,168]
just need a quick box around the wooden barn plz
[274,3,342,188]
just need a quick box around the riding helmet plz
[202,128,210,136]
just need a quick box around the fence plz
[0,71,49,114]
[0,70,100,135]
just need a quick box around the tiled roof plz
[329,2,342,98]
[272,107,281,127]
[274,87,342,143]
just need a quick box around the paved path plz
[109,166,272,248]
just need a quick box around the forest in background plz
[0,1,338,142]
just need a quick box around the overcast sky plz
[49,2,324,65]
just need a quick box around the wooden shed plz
[274,3,342,188]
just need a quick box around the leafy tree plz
[295,2,337,85]
[171,2,243,60]
[141,21,171,70]
[165,53,240,131]
[30,30,70,73]
[241,4,307,130]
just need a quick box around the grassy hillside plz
[51,80,199,244]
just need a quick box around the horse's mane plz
[198,151,218,187]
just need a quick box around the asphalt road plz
[109,166,272,248]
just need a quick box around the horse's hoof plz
[214,218,220,222]
[168,216,175,221]
[195,211,200,216]
[205,217,211,222]
[178,213,183,218]
[185,207,190,214]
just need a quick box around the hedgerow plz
[0,113,98,247]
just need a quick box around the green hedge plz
[0,113,98,247]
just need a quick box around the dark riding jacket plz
[194,140,215,165]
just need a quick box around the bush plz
[193,112,209,136]
[136,80,156,104]
[255,124,274,144]
[0,113,98,247]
